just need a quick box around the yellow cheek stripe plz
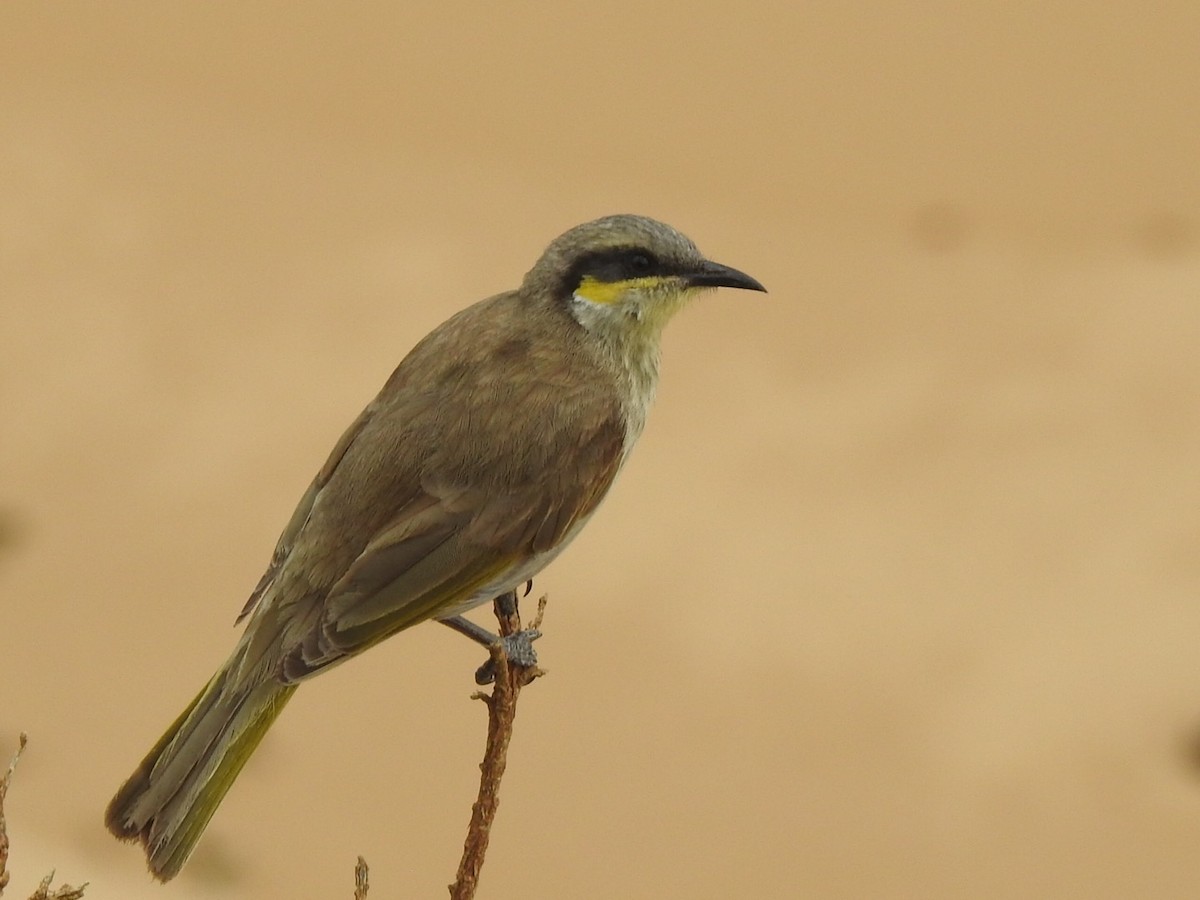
[575,275,668,305]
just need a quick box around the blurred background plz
[2,2,1199,897]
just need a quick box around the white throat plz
[570,292,663,453]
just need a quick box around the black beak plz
[684,259,767,293]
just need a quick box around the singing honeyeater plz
[105,214,766,880]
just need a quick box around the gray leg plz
[440,614,501,648]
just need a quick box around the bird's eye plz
[628,253,653,274]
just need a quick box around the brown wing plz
[276,410,625,680]
[272,413,623,680]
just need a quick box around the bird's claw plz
[474,628,541,685]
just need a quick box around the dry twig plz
[447,594,547,899]
[0,735,87,900]
[0,733,24,894]
[26,873,86,900]
[353,855,369,899]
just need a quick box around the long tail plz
[104,658,296,881]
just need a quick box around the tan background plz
[3,2,1199,897]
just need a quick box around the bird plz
[104,213,766,880]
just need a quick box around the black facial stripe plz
[561,246,685,295]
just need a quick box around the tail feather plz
[105,665,296,881]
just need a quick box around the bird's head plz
[524,214,766,344]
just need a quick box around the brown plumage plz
[104,214,765,880]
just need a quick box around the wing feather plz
[280,415,624,680]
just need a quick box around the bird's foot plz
[474,628,541,685]
[438,612,541,684]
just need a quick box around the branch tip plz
[353,855,369,899]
